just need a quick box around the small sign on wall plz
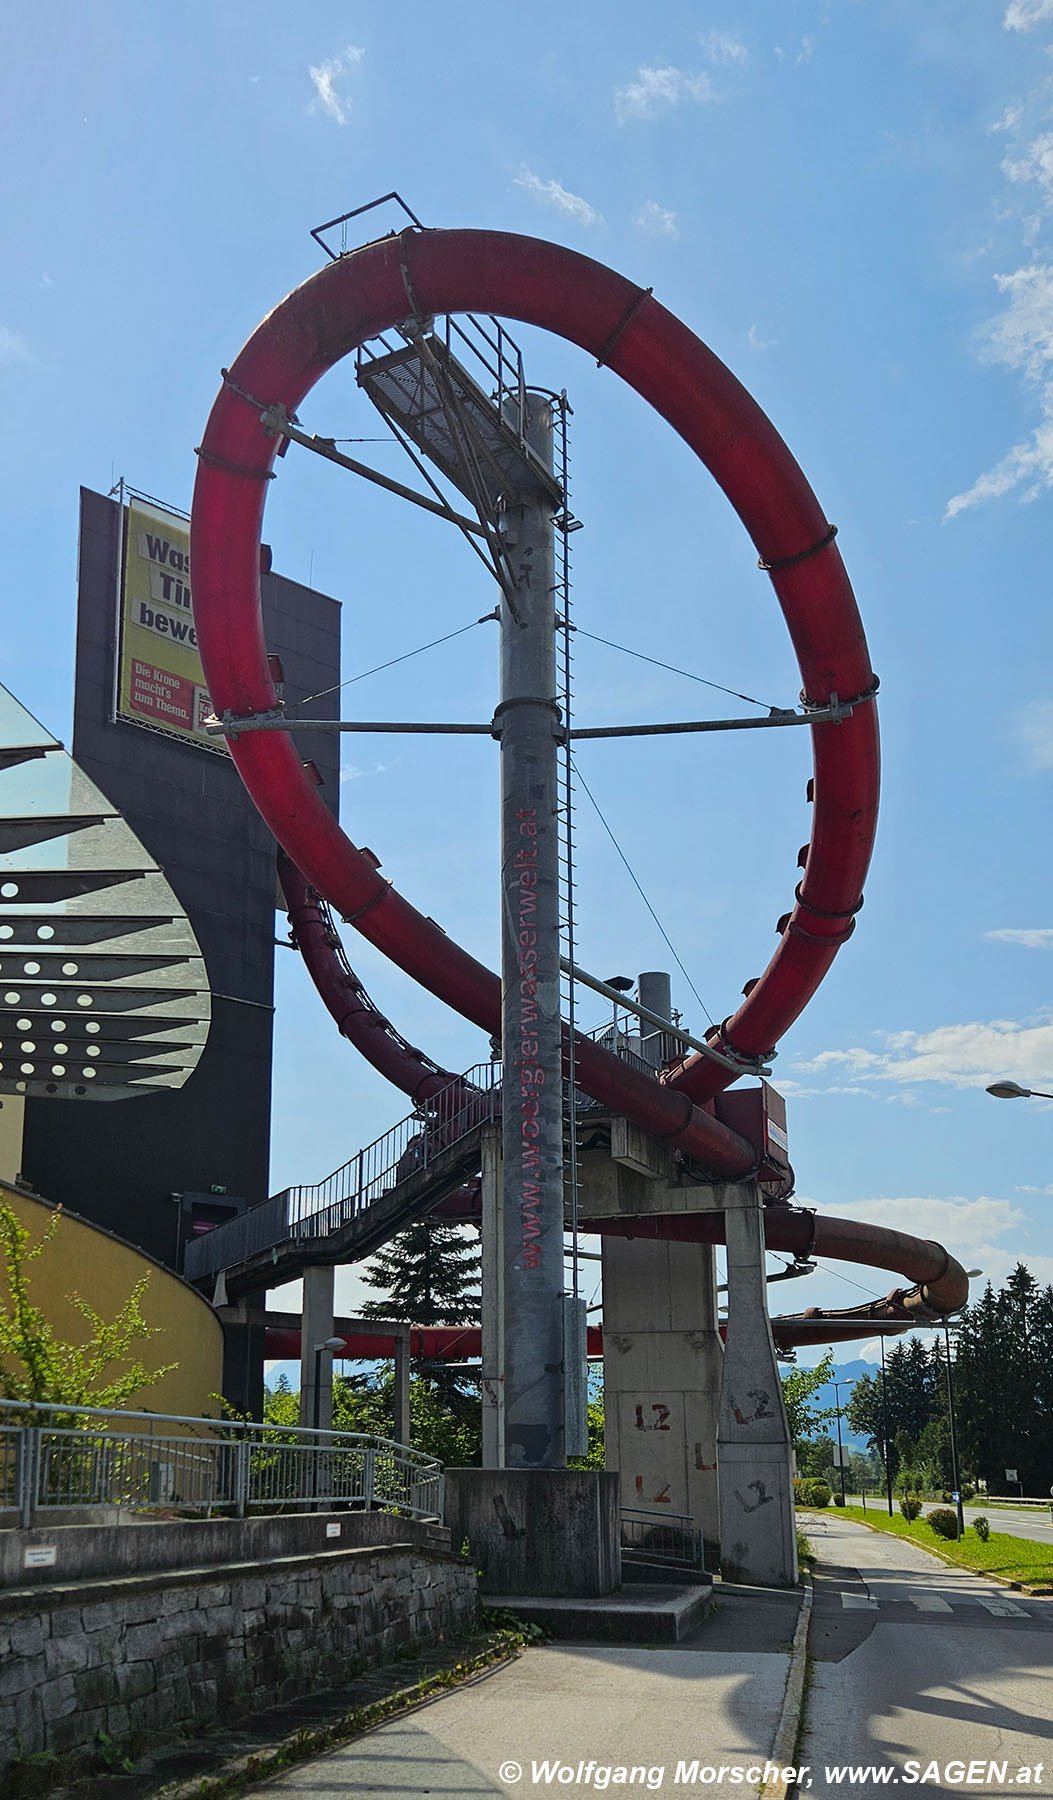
[325,1522,341,1539]
[23,1545,57,1569]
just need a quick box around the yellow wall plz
[0,1184,223,1418]
[0,1097,25,1186]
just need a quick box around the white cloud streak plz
[701,29,748,66]
[0,326,32,365]
[945,263,1053,517]
[794,1011,1053,1091]
[614,65,715,123]
[987,926,1053,948]
[1004,0,1053,29]
[1015,697,1053,768]
[514,169,603,228]
[308,44,364,125]
[634,200,680,239]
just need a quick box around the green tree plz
[361,1215,481,1422]
[782,1350,837,1440]
[0,1200,175,1418]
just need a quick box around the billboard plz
[116,496,225,751]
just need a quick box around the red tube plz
[191,230,878,1175]
[279,854,477,1108]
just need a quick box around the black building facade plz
[22,487,341,1286]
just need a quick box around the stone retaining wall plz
[0,1541,478,1777]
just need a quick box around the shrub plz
[833,1493,845,1507]
[927,1507,959,1540]
[973,1516,990,1543]
[808,1481,832,1508]
[899,1495,922,1522]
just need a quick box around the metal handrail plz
[0,1397,444,1528]
[185,1062,500,1280]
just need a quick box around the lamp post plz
[986,1081,1053,1101]
[879,1333,895,1516]
[942,1320,966,1539]
[940,1269,981,1540]
[831,1377,858,1505]
[312,1337,345,1433]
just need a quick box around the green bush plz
[899,1495,922,1522]
[927,1507,959,1539]
[794,1477,833,1508]
[833,1493,845,1507]
[972,1516,990,1543]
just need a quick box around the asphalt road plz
[802,1513,1053,1800]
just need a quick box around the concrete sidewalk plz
[235,1584,803,1800]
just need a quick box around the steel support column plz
[499,393,565,1469]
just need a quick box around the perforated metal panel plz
[0,685,210,1101]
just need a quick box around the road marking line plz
[977,1599,1028,1616]
[840,1593,878,1610]
[910,1595,953,1612]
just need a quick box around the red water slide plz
[190,229,966,1327]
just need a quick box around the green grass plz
[800,1504,1053,1588]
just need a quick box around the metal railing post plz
[17,1427,38,1530]
[233,1435,250,1518]
[363,1446,376,1511]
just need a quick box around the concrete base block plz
[444,1469,621,1597]
[484,1583,712,1642]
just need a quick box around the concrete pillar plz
[299,1263,336,1431]
[393,1324,411,1448]
[479,1125,505,1467]
[218,1291,267,1422]
[602,1233,723,1561]
[717,1183,797,1587]
[498,393,565,1469]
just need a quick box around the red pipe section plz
[278,854,476,1109]
[192,231,966,1339]
[190,229,878,1177]
[262,1314,911,1362]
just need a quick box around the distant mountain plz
[809,1358,876,1452]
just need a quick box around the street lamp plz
[831,1376,859,1506]
[312,1337,345,1433]
[879,1334,895,1516]
[986,1081,1053,1100]
[941,1269,982,1539]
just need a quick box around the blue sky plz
[4,2,1053,1363]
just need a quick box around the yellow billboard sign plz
[116,497,225,751]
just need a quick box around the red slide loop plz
[191,230,879,1166]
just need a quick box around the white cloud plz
[614,65,715,123]
[746,323,779,351]
[1017,1182,1053,1192]
[795,1011,1053,1091]
[945,263,1053,516]
[514,169,603,228]
[634,200,679,239]
[0,326,31,365]
[1004,0,1053,29]
[701,29,748,66]
[1015,697,1053,768]
[308,44,364,125]
[817,1195,1022,1267]
[987,926,1053,948]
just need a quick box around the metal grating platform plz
[357,336,563,512]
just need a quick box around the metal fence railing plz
[185,1063,501,1281]
[0,1398,444,1530]
[621,1507,706,1572]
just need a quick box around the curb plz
[762,1574,812,1800]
